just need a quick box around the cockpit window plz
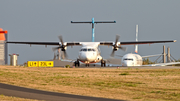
[80,49,87,51]
[88,49,92,51]
[80,48,96,51]
[83,49,87,51]
[123,58,133,61]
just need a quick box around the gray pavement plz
[0,83,124,101]
[75,66,180,69]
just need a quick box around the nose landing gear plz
[85,64,90,67]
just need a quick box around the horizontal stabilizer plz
[71,21,116,23]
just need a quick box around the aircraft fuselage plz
[78,46,102,64]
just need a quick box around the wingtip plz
[174,40,177,42]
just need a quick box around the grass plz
[0,94,42,101]
[0,66,180,101]
[119,72,130,75]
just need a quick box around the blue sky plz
[0,0,180,64]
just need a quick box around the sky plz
[0,0,180,64]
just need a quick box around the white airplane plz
[6,19,177,67]
[7,35,177,67]
[121,50,180,67]
[120,25,180,67]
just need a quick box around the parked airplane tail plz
[0,28,8,41]
[135,25,138,53]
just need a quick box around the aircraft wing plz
[142,54,163,58]
[6,41,81,46]
[100,40,176,46]
[7,40,176,47]
[142,62,180,66]
[120,40,176,45]
[6,41,60,45]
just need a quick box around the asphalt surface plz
[77,66,180,69]
[0,83,125,101]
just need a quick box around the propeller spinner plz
[52,35,68,58]
[110,35,127,57]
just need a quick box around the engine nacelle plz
[61,47,67,51]
[97,55,102,61]
[112,47,118,51]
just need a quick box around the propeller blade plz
[53,52,56,60]
[116,55,123,57]
[52,47,58,52]
[63,51,68,59]
[110,35,120,57]
[115,35,120,45]
[52,46,63,52]
[110,50,115,57]
[118,46,127,51]
[58,35,64,45]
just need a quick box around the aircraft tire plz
[77,62,80,67]
[104,61,106,67]
[74,62,77,67]
[101,60,106,67]
[74,61,80,67]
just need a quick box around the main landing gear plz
[101,59,106,67]
[85,64,90,67]
[74,59,80,67]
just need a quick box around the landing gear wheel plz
[74,59,80,67]
[85,64,90,67]
[101,60,106,67]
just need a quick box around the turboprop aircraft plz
[6,18,177,67]
[7,35,176,67]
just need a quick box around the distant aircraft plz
[6,19,177,67]
[120,25,180,67]
[121,51,180,67]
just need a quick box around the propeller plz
[110,35,127,57]
[53,52,56,60]
[52,35,68,59]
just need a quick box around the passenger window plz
[124,58,133,61]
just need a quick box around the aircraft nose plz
[123,61,133,67]
[79,52,86,60]
[86,55,93,61]
[79,52,94,61]
[122,61,127,67]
